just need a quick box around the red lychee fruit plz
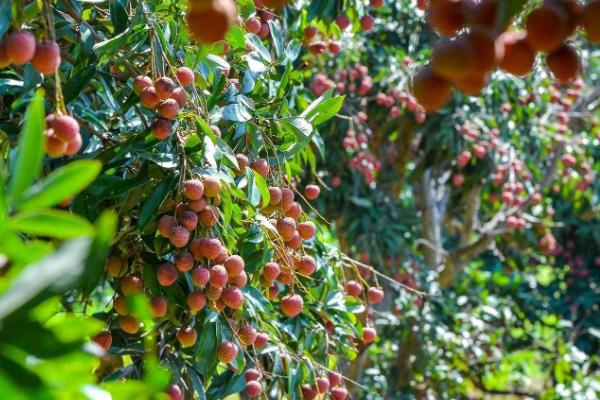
[178,210,198,231]
[203,176,222,197]
[297,221,316,240]
[254,332,269,348]
[184,179,204,200]
[176,67,195,86]
[199,205,220,227]
[328,371,342,386]
[152,118,171,140]
[297,255,316,276]
[157,99,180,119]
[363,327,377,343]
[316,377,330,393]
[238,324,257,346]
[301,385,318,400]
[6,31,36,65]
[251,158,270,177]
[304,184,320,200]
[150,297,168,317]
[174,251,194,272]
[113,296,129,315]
[169,225,190,247]
[32,41,61,75]
[224,255,245,277]
[119,316,140,334]
[190,237,222,260]
[155,76,175,99]
[106,256,128,277]
[191,267,210,286]
[367,287,384,304]
[157,262,178,286]
[345,280,363,298]
[140,86,160,108]
[218,341,238,363]
[166,384,183,400]
[177,326,197,347]
[277,217,297,241]
[210,264,229,288]
[121,276,142,296]
[158,215,177,238]
[187,291,207,312]
[331,386,349,400]
[133,75,153,95]
[281,294,303,317]
[262,262,281,282]
[245,380,262,397]
[222,286,244,309]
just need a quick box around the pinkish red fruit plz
[155,76,175,99]
[210,265,229,288]
[177,326,197,347]
[157,263,178,286]
[121,276,142,295]
[345,280,363,298]
[203,176,222,197]
[363,327,377,343]
[189,237,222,260]
[6,31,35,65]
[262,262,281,282]
[187,291,207,312]
[92,331,112,352]
[367,287,384,304]
[158,99,180,119]
[174,251,194,272]
[169,225,190,247]
[224,255,245,277]
[297,221,316,240]
[176,67,195,86]
[191,267,210,286]
[238,324,257,346]
[254,332,269,348]
[152,118,171,140]
[277,217,297,241]
[133,75,153,95]
[218,341,238,363]
[297,255,316,276]
[222,286,244,309]
[32,41,61,75]
[245,380,262,397]
[331,386,348,400]
[316,377,330,393]
[328,371,342,386]
[150,297,168,317]
[166,384,183,400]
[281,294,303,317]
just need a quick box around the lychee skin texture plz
[113,296,129,315]
[268,187,282,205]
[367,287,385,304]
[6,31,36,65]
[171,87,187,108]
[218,341,238,363]
[184,179,204,200]
[176,67,195,86]
[280,188,295,210]
[191,267,210,286]
[179,210,198,231]
[210,265,229,288]
[189,237,222,260]
[277,217,297,241]
[330,386,349,400]
[412,66,451,112]
[222,286,244,309]
[254,332,269,348]
[245,380,262,397]
[238,324,257,346]
[187,291,207,312]
[304,184,320,200]
[328,371,342,386]
[133,75,153,95]
[316,377,330,393]
[285,202,303,220]
[297,221,316,240]
[158,215,177,238]
[251,158,270,177]
[203,176,222,197]
[230,271,248,288]
[121,276,142,296]
[119,316,140,334]
[158,99,180,120]
[262,262,281,282]
[188,198,208,212]
[177,326,197,347]
[224,255,245,277]
[298,255,316,276]
[157,263,178,286]
[140,86,160,108]
[152,118,171,140]
[281,294,304,317]
[32,41,61,75]
[245,368,261,381]
[546,45,580,84]
[497,31,536,77]
[199,205,220,227]
[363,327,377,343]
[150,297,168,317]
[46,114,80,142]
[174,251,194,272]
[169,225,190,248]
[525,4,567,53]
[45,135,67,157]
[345,280,363,298]
[155,76,176,99]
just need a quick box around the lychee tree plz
[299,0,600,398]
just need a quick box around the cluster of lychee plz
[245,8,277,40]
[333,2,378,34]
[303,25,342,56]
[133,67,195,141]
[301,370,349,400]
[413,0,599,112]
[44,113,83,157]
[0,30,61,75]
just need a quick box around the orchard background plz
[0,0,599,399]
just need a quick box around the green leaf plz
[0,238,92,319]
[139,176,177,228]
[8,210,95,239]
[19,160,102,211]
[8,90,46,204]
[308,96,345,126]
[496,0,527,32]
[246,169,262,207]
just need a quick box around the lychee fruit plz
[6,31,36,65]
[32,41,61,75]
[187,291,207,312]
[120,316,140,334]
[177,326,197,347]
[224,255,245,277]
[210,264,229,288]
[184,179,204,200]
[121,276,142,296]
[217,341,238,363]
[176,67,195,87]
[157,262,178,286]
[222,286,244,309]
[150,297,168,317]
[281,294,303,317]
[367,287,384,304]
